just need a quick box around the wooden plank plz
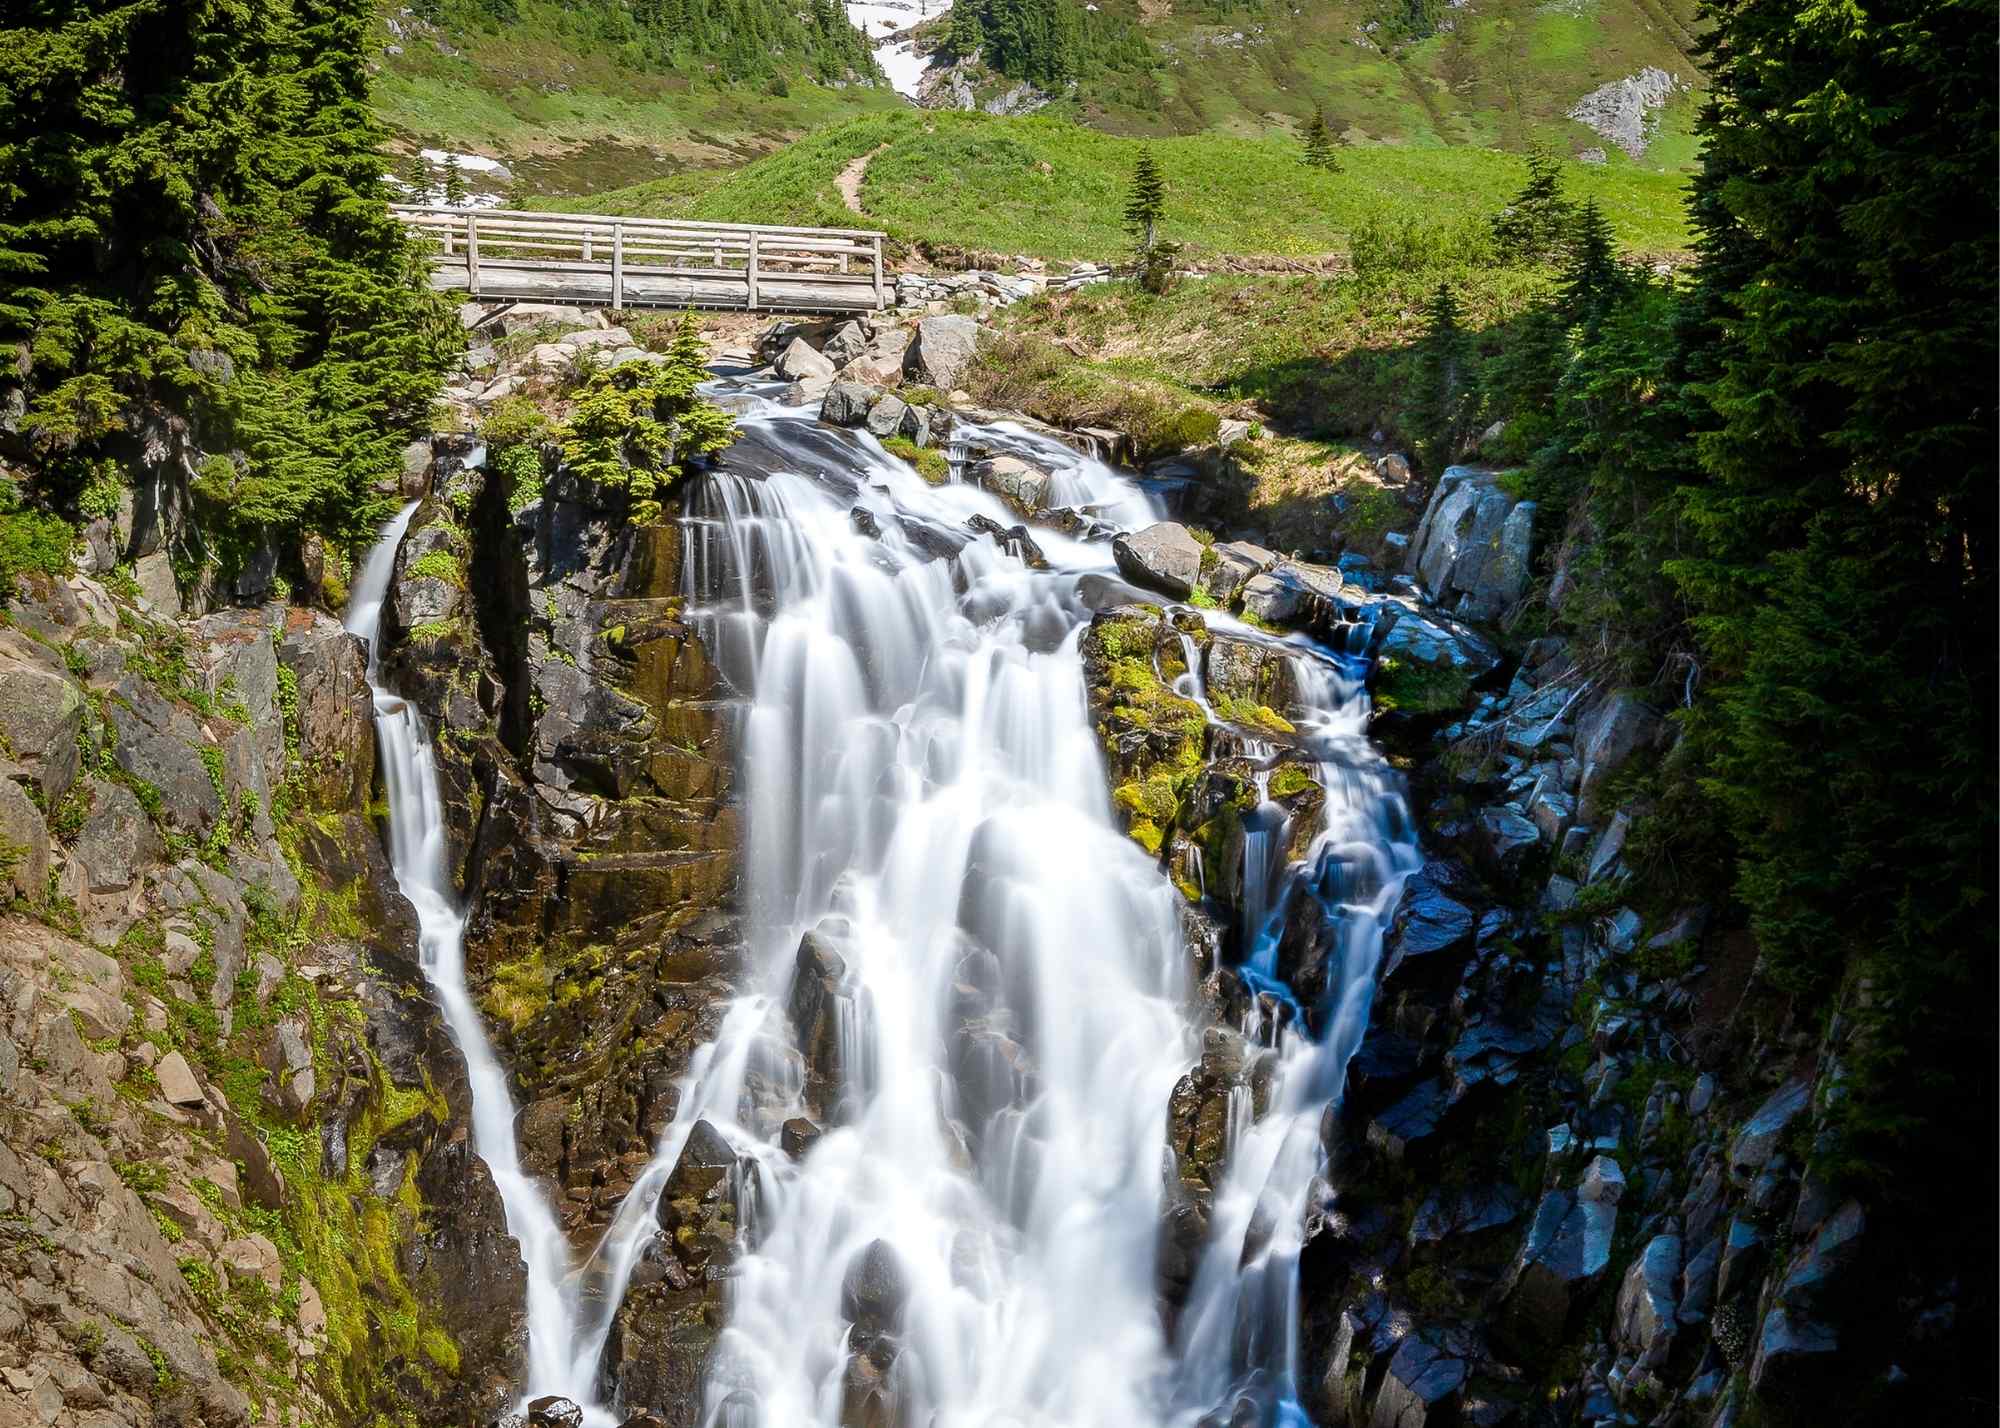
[873,235,885,310]
[612,223,624,310]
[746,230,759,312]
[466,213,479,297]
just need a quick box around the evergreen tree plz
[1491,145,1574,264]
[1301,104,1340,172]
[1411,282,1473,469]
[1124,148,1166,253]
[1664,0,1996,1275]
[943,1,985,60]
[1554,199,1624,334]
[442,154,469,208]
[0,0,456,585]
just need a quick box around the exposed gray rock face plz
[0,777,48,901]
[903,314,983,389]
[108,677,223,837]
[1503,1183,1619,1349]
[776,335,836,382]
[0,637,84,802]
[1201,540,1277,604]
[1239,560,1345,628]
[1112,522,1206,599]
[1368,592,1501,675]
[275,608,374,811]
[865,393,910,438]
[1406,467,1535,621]
[1729,1078,1811,1183]
[1371,1333,1468,1428]
[1575,691,1664,820]
[820,381,881,427]
[74,780,161,894]
[821,320,869,368]
[970,455,1054,514]
[1569,66,1680,158]
[1617,1233,1683,1368]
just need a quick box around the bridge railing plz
[390,205,889,311]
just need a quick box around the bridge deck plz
[393,205,890,315]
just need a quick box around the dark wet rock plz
[965,513,1048,569]
[789,928,849,1117]
[1380,862,1479,991]
[842,1239,910,1336]
[1113,521,1206,599]
[1408,1183,1528,1246]
[1615,1232,1682,1369]
[1475,806,1539,877]
[1371,1331,1468,1428]
[1501,1185,1618,1351]
[1728,1077,1811,1183]
[1575,692,1664,821]
[526,1396,585,1428]
[1366,1077,1449,1161]
[851,506,882,540]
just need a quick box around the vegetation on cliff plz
[0,0,457,587]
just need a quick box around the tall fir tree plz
[943,1,984,59]
[1123,148,1166,252]
[1411,281,1472,470]
[1659,0,1996,1400]
[1554,198,1624,335]
[1301,104,1340,172]
[1491,144,1574,264]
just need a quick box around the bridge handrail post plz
[873,234,885,310]
[747,230,760,312]
[612,223,625,311]
[466,213,479,298]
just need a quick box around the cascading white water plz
[351,378,1416,1428]
[345,506,606,1425]
[563,386,1420,1428]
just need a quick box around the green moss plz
[1371,657,1474,716]
[1268,764,1315,798]
[406,549,466,588]
[1213,694,1295,735]
[881,434,949,484]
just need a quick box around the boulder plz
[776,336,836,382]
[1112,523,1206,600]
[1379,863,1479,990]
[1368,593,1501,676]
[1370,1333,1467,1428]
[1502,1186,1618,1350]
[526,1397,586,1428]
[903,314,982,389]
[1201,540,1277,605]
[864,394,909,439]
[1728,1078,1811,1183]
[969,456,1053,515]
[1476,806,1540,876]
[75,780,160,894]
[1405,467,1534,620]
[820,382,880,427]
[107,679,223,837]
[1616,1233,1682,1368]
[789,929,849,1116]
[156,1049,204,1106]
[0,777,48,902]
[822,321,870,368]
[0,648,84,802]
[840,1239,909,1337]
[1238,561,1345,629]
[1576,692,1664,820]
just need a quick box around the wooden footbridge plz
[391,205,890,314]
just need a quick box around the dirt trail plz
[836,144,889,215]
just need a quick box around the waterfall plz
[352,376,1416,1428]
[346,506,605,1425]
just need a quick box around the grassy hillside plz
[371,1,902,192]
[535,111,1692,259]
[931,0,1704,155]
